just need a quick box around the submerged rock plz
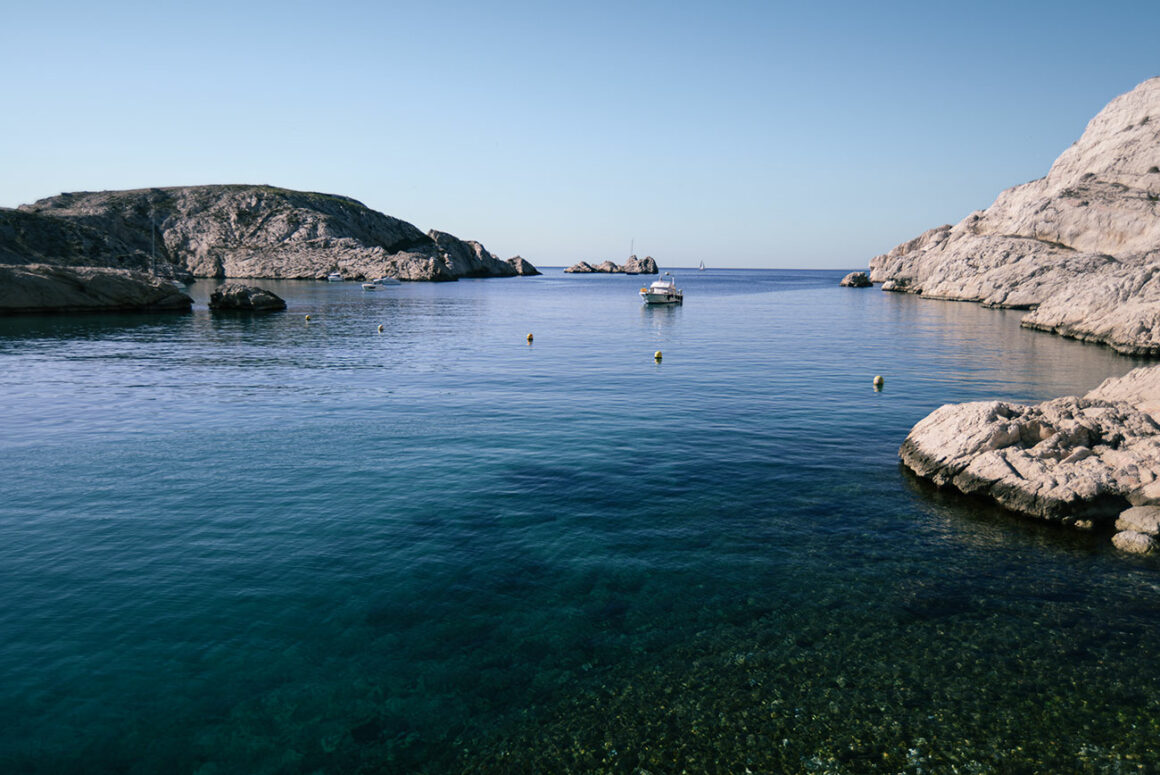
[866,77,1160,353]
[900,364,1160,533]
[0,263,192,314]
[839,271,872,287]
[208,283,286,311]
[1112,530,1158,555]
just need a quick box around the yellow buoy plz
[873,375,885,390]
[654,350,663,361]
[305,314,311,321]
[377,324,384,333]
[526,333,534,343]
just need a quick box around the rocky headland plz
[868,76,1160,355]
[6,184,537,284]
[875,77,1160,552]
[565,255,658,274]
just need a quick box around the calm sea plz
[1,269,1158,774]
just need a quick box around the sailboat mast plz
[150,207,156,276]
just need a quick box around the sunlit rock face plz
[900,365,1160,538]
[869,77,1160,354]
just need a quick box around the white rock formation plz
[900,364,1160,529]
[870,77,1160,353]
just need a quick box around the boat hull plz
[640,291,682,305]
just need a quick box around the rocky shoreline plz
[900,364,1160,553]
[0,184,540,314]
[0,264,192,314]
[871,77,1160,553]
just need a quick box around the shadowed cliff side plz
[13,185,536,282]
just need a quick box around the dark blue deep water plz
[2,269,1159,774]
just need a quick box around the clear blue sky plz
[3,0,1158,268]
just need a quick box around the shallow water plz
[1,269,1157,773]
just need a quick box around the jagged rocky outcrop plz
[564,255,659,274]
[839,271,872,287]
[0,264,192,314]
[900,365,1160,548]
[208,283,286,312]
[12,185,537,283]
[869,77,1160,354]
[506,255,540,275]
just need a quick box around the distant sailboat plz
[698,260,705,271]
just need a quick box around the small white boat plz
[362,282,378,291]
[698,260,705,271]
[327,272,344,282]
[372,276,401,286]
[640,272,683,304]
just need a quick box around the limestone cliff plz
[12,185,537,282]
[869,77,1160,354]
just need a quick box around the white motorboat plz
[327,272,344,282]
[362,282,378,290]
[372,276,401,286]
[640,272,683,304]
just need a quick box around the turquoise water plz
[2,269,1158,774]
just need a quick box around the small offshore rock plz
[564,261,595,273]
[1112,530,1159,555]
[208,282,286,311]
[1115,505,1160,535]
[623,255,659,274]
[506,255,541,276]
[839,271,872,287]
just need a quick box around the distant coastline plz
[0,184,540,314]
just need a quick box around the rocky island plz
[870,77,1160,551]
[565,255,658,274]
